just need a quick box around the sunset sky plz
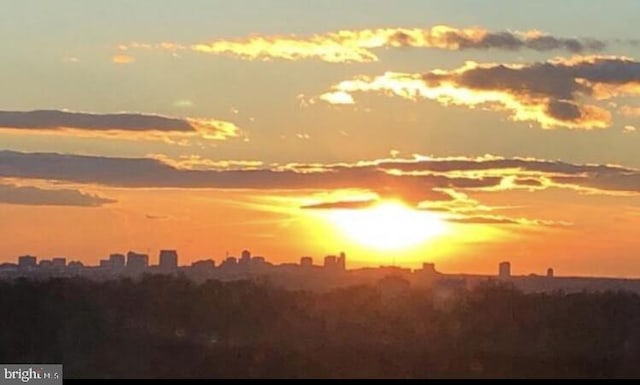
[1,0,640,276]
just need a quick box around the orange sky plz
[1,182,639,277]
[1,1,640,276]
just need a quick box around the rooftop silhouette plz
[3,248,640,295]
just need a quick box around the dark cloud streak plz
[300,200,377,210]
[0,184,114,207]
[0,110,193,132]
[0,110,241,141]
[2,151,640,200]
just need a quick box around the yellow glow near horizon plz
[325,200,448,251]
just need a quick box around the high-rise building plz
[99,259,112,268]
[126,251,149,269]
[52,257,66,268]
[240,249,251,265]
[499,261,511,278]
[159,249,178,272]
[109,253,126,268]
[300,256,313,267]
[18,255,37,269]
[547,267,554,278]
[337,252,346,270]
[324,255,337,269]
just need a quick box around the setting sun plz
[325,200,448,251]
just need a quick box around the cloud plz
[148,154,263,170]
[300,199,377,210]
[173,100,194,108]
[445,214,570,227]
[112,54,136,64]
[375,155,640,195]
[319,91,355,105]
[0,110,241,142]
[6,150,640,229]
[2,151,640,201]
[120,25,607,63]
[513,178,544,187]
[0,150,500,208]
[320,55,640,129]
[298,195,567,228]
[146,214,170,220]
[624,125,637,133]
[375,155,630,176]
[0,183,114,207]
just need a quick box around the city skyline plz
[0,246,591,280]
[9,246,640,299]
[1,1,640,277]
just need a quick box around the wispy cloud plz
[145,214,170,220]
[8,150,640,229]
[2,151,640,201]
[148,154,263,170]
[320,56,640,129]
[119,25,607,63]
[444,214,571,227]
[300,199,377,210]
[0,183,114,207]
[298,196,568,228]
[0,110,241,143]
[112,54,136,64]
[172,99,194,108]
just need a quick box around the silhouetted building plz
[39,260,53,268]
[422,262,437,274]
[499,261,511,278]
[52,257,66,268]
[337,252,346,270]
[300,256,313,267]
[220,256,238,269]
[99,259,112,268]
[324,255,337,269]
[0,263,17,272]
[159,249,178,272]
[417,263,439,285]
[191,259,215,271]
[18,255,37,269]
[126,251,149,269]
[252,256,266,264]
[109,253,126,268]
[547,267,554,278]
[324,253,346,271]
[240,250,251,265]
[68,261,84,272]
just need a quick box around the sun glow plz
[325,200,448,251]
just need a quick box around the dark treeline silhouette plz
[2,275,640,378]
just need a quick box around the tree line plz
[1,275,640,378]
